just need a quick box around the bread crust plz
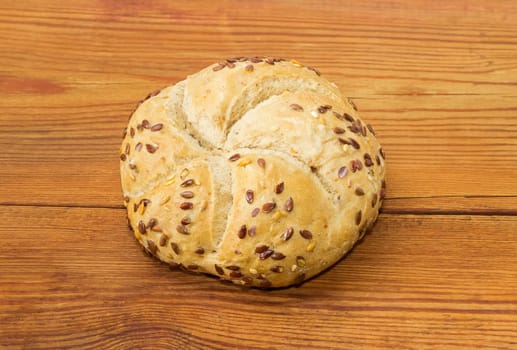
[120,57,386,288]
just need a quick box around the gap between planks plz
[1,197,516,216]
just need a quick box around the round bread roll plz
[119,57,386,288]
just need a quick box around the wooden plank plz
[0,206,516,349]
[1,1,517,212]
[1,95,516,211]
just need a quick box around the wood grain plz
[0,206,516,349]
[1,0,517,211]
[1,0,517,349]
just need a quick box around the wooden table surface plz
[1,1,516,349]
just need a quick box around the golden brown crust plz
[120,57,386,288]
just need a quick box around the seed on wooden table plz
[262,202,276,213]
[275,182,285,194]
[300,229,313,239]
[245,190,254,204]
[281,227,294,241]
[284,197,294,212]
